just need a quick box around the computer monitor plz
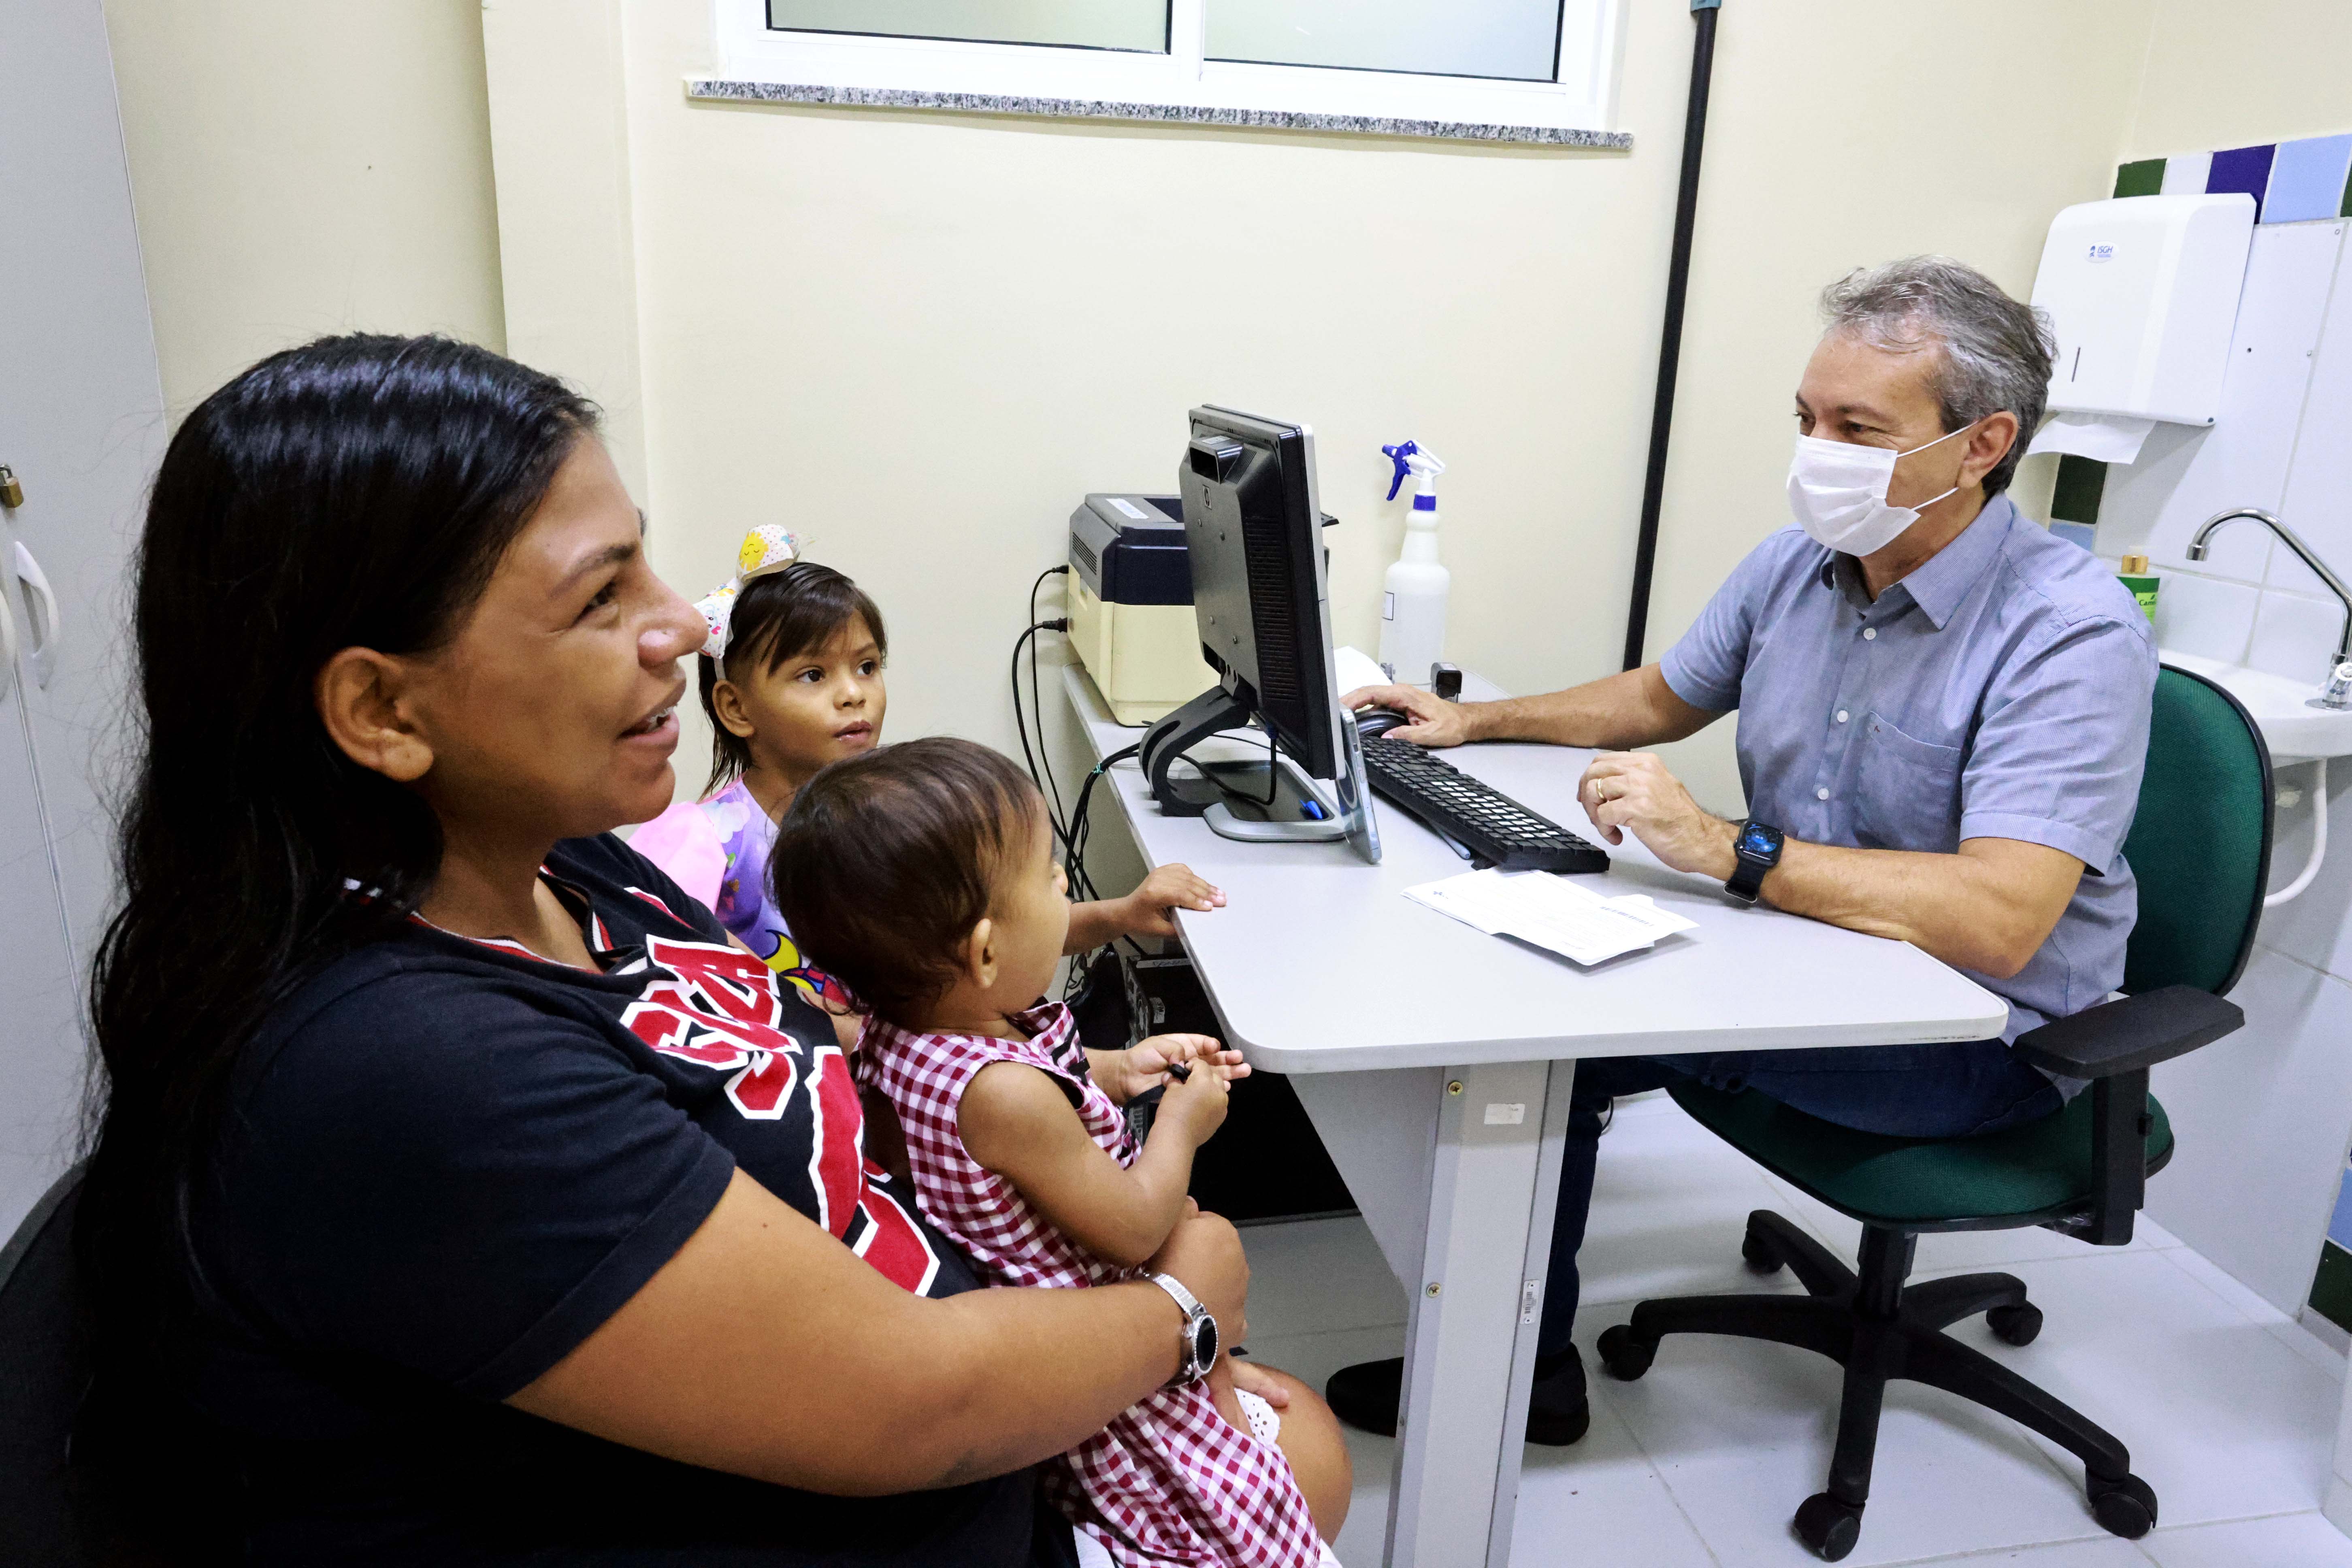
[1138,406,1380,866]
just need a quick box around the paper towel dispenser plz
[2030,192,2254,439]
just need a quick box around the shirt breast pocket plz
[1852,713,1965,853]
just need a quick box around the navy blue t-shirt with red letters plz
[186,833,1065,1566]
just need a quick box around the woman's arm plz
[960,1057,1232,1269]
[510,1168,1246,1495]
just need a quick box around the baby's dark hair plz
[699,561,888,794]
[771,737,1045,1023]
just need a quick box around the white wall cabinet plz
[0,0,170,1239]
[0,648,81,1236]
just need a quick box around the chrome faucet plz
[2186,508,2352,707]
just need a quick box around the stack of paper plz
[1405,867,1698,967]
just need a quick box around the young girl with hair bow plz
[632,528,1223,1004]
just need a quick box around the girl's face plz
[713,616,888,789]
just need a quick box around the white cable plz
[2265,756,2329,908]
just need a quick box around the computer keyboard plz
[1360,736,1611,874]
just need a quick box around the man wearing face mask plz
[1331,255,2158,1446]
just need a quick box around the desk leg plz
[1384,1059,1576,1568]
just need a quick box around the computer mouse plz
[1355,707,1410,740]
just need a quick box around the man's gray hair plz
[1819,256,2056,496]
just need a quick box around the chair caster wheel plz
[1596,1325,1654,1381]
[2088,1472,2157,1538]
[1792,1492,1863,1561]
[1987,1302,2043,1346]
[1741,1227,1785,1275]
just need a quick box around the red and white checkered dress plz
[858,1003,1323,1568]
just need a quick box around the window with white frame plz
[709,0,1630,145]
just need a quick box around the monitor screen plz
[1177,407,1340,781]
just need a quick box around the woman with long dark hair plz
[78,334,1346,1564]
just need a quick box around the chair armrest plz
[2013,986,2243,1079]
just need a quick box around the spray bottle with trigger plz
[1378,439,1449,686]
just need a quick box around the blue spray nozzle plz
[1382,441,1420,501]
[1381,440,1446,502]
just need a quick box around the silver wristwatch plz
[1144,1272,1220,1387]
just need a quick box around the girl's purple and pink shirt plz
[631,779,851,1010]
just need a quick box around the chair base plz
[1595,1210,2158,1563]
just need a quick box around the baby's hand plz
[1157,1053,1237,1145]
[1227,1356,1291,1410]
[1134,1033,1250,1089]
[1093,1033,1249,1104]
[1116,863,1226,939]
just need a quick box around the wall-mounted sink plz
[2160,650,2352,762]
[2160,650,2348,908]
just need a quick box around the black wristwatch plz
[1144,1272,1219,1386]
[1725,819,1784,904]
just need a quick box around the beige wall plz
[481,0,650,502]
[2129,0,2352,158]
[103,0,506,419]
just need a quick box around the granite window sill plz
[685,79,1633,149]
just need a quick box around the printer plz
[1065,493,1216,726]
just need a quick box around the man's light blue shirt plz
[1660,493,2159,1049]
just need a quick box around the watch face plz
[1740,822,1781,857]
[1195,1315,1219,1369]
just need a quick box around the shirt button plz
[1816,786,1830,801]
[1836,709,1850,723]
[1862,627,1877,640]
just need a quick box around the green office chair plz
[1594,666,2269,1562]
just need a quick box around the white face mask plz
[1786,422,1974,557]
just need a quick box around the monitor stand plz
[1198,756,1348,844]
[1141,686,1349,845]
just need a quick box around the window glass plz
[1206,0,1560,82]
[767,0,1167,53]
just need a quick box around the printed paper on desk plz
[1405,868,1697,967]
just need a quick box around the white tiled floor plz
[1238,1093,2352,1567]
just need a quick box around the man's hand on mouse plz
[1577,751,1737,878]
[1341,684,1472,748]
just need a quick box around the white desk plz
[1063,667,2007,1568]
